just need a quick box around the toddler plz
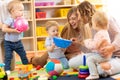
[2,0,29,75]
[84,11,112,80]
[45,21,69,69]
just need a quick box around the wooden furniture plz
[16,0,105,62]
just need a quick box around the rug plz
[50,75,115,80]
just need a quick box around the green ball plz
[52,75,57,80]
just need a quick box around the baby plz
[84,11,112,80]
[45,21,69,69]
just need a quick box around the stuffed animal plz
[29,52,48,67]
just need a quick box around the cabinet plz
[16,0,105,63]
[34,0,104,55]
[34,0,77,56]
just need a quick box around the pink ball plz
[14,17,28,32]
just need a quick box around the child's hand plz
[61,48,66,52]
[51,43,55,48]
[100,45,115,55]
[14,29,21,33]
[99,48,112,58]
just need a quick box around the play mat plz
[7,64,120,80]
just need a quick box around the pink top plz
[84,30,111,51]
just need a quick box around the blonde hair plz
[67,6,78,22]
[7,0,23,13]
[45,21,59,31]
[61,7,80,40]
[61,7,92,41]
[77,1,96,26]
[92,11,108,29]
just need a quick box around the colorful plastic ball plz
[14,17,28,32]
[45,59,63,76]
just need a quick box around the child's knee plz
[100,62,111,70]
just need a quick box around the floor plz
[8,68,120,80]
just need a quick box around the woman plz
[60,6,92,68]
[30,7,92,68]
[69,1,120,77]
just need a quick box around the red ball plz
[14,17,28,32]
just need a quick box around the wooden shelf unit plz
[17,0,105,58]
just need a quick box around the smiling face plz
[47,26,59,37]
[68,12,79,29]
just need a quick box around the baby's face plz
[47,26,59,37]
[11,4,24,18]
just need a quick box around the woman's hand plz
[99,45,115,55]
[70,38,78,42]
[70,37,82,45]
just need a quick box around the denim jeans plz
[59,57,69,69]
[4,40,28,71]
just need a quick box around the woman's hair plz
[61,7,80,40]
[45,21,59,31]
[67,6,78,22]
[61,6,92,42]
[77,1,96,25]
[92,11,108,29]
[7,0,23,13]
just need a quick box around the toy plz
[36,65,42,70]
[17,64,39,79]
[78,55,89,78]
[29,52,48,67]
[45,59,63,77]
[53,37,72,48]
[0,63,8,80]
[14,17,28,32]
[62,72,78,76]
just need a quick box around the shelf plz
[21,1,31,4]
[27,19,33,21]
[26,51,35,54]
[34,0,105,53]
[22,37,34,40]
[35,5,76,9]
[37,36,46,39]
[36,17,67,21]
